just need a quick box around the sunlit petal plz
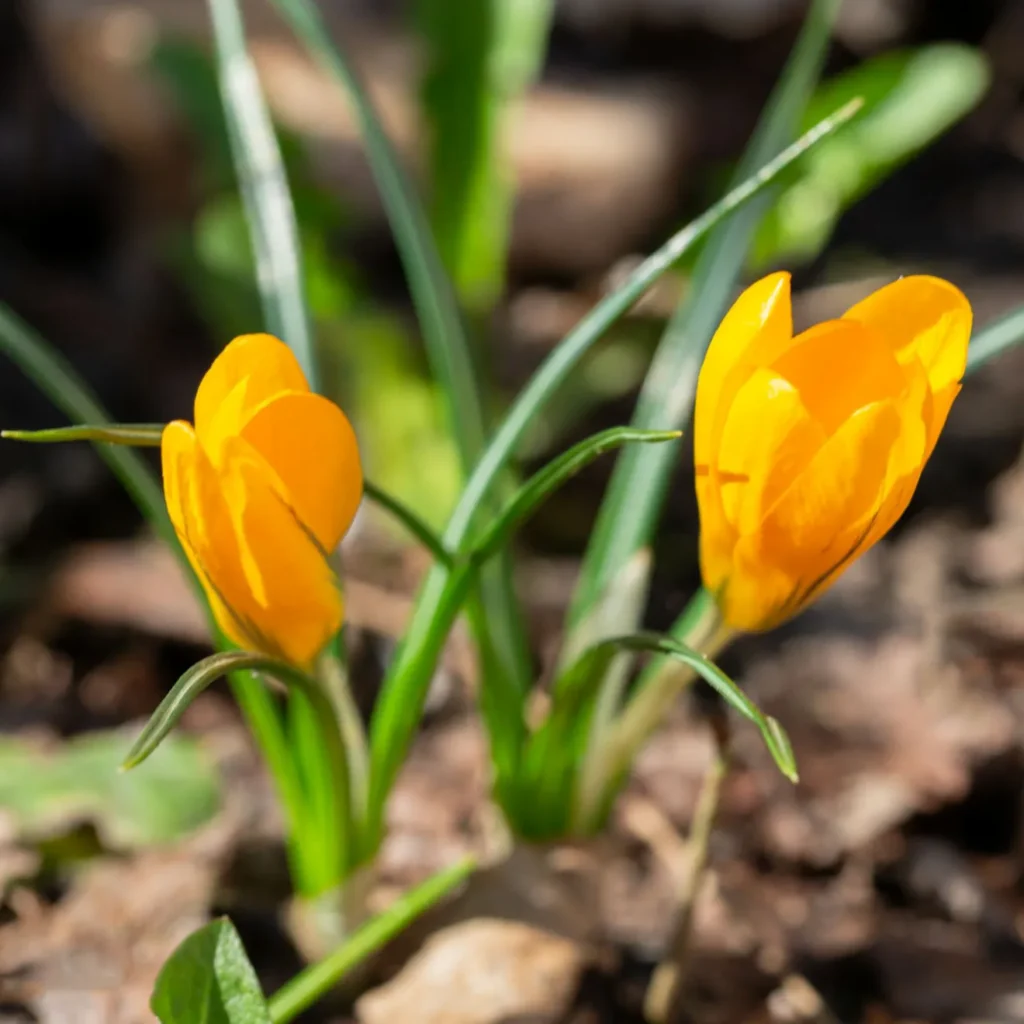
[841,275,971,399]
[694,272,793,469]
[220,439,343,666]
[194,334,309,441]
[241,391,363,552]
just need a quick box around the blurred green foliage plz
[416,0,553,316]
[0,729,220,851]
[753,43,990,266]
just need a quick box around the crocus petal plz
[162,421,196,554]
[194,334,310,442]
[714,368,824,535]
[770,319,907,433]
[240,391,363,552]
[694,272,793,470]
[162,421,260,652]
[723,400,900,630]
[219,438,343,667]
[841,276,971,400]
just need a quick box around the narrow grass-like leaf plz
[470,428,680,564]
[512,628,797,837]
[588,632,797,796]
[364,482,453,566]
[122,651,318,770]
[125,649,351,885]
[966,301,1024,374]
[267,857,476,1024]
[207,0,317,386]
[754,42,989,266]
[416,0,553,312]
[364,98,860,844]
[3,423,164,446]
[4,422,453,569]
[440,98,859,553]
[270,0,483,458]
[568,0,841,629]
[270,0,533,718]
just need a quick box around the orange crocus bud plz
[695,272,971,631]
[162,334,363,667]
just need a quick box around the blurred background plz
[5,0,1024,1021]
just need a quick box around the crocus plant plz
[0,0,1008,1018]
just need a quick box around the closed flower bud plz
[162,334,362,666]
[695,272,971,631]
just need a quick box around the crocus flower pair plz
[165,274,970,666]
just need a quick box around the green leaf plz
[269,0,483,464]
[966,301,1024,375]
[3,422,453,569]
[470,427,681,563]
[440,97,860,555]
[3,424,163,446]
[0,730,220,850]
[364,97,860,847]
[754,43,989,265]
[510,637,617,838]
[567,0,841,632]
[207,0,317,387]
[416,0,553,312]
[364,481,454,566]
[510,625,797,838]
[609,632,798,782]
[558,631,797,835]
[152,918,272,1024]
[270,0,533,731]
[267,857,475,1023]
[123,652,320,770]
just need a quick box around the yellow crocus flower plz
[162,334,363,667]
[695,272,971,631]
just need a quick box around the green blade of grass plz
[364,482,454,566]
[470,428,680,564]
[207,0,317,387]
[567,0,841,630]
[269,0,534,766]
[442,98,859,551]
[267,857,475,1023]
[2,423,165,446]
[269,0,485,460]
[122,650,313,769]
[967,301,1024,374]
[416,0,553,313]
[364,98,861,847]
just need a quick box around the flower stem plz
[318,645,370,858]
[644,710,730,1023]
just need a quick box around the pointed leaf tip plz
[765,715,799,783]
